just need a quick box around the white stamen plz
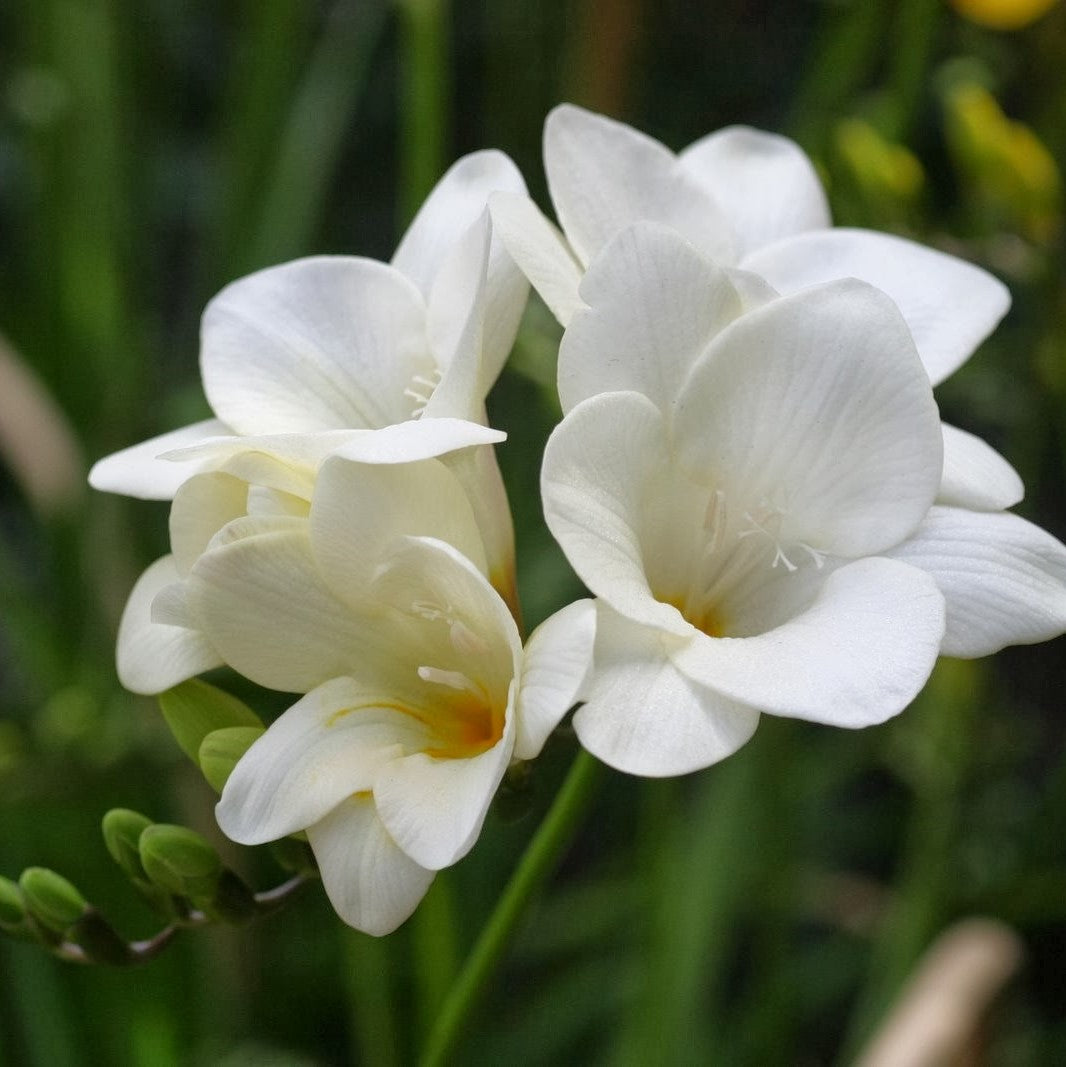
[418,665,479,694]
[450,619,490,656]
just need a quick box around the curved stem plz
[420,747,604,1066]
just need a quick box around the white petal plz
[513,599,597,760]
[558,222,744,415]
[424,210,491,422]
[573,604,760,777]
[88,419,227,500]
[742,229,1011,386]
[186,525,394,693]
[169,472,249,576]
[216,677,430,844]
[116,556,223,694]
[200,257,428,434]
[489,191,585,327]
[671,557,945,727]
[440,441,517,611]
[541,391,691,636]
[372,713,514,870]
[680,125,830,257]
[327,418,505,464]
[306,794,435,936]
[310,455,490,607]
[887,506,1066,657]
[676,279,943,558]
[939,423,1024,511]
[544,104,736,267]
[392,149,526,298]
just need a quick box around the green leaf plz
[139,825,223,902]
[199,725,265,793]
[19,868,88,933]
[158,679,262,763]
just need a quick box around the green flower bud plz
[68,910,132,966]
[0,876,26,926]
[199,726,265,793]
[139,825,222,902]
[19,868,88,933]
[158,679,262,763]
[101,808,153,881]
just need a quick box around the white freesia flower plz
[115,420,509,695]
[90,149,529,588]
[165,452,590,936]
[541,224,1066,776]
[490,103,1021,511]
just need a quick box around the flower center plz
[402,365,443,418]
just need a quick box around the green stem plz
[420,748,604,1066]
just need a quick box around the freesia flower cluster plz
[91,106,1066,934]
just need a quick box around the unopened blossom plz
[491,104,1020,511]
[91,149,529,594]
[121,447,594,933]
[541,224,1066,776]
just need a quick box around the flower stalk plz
[419,747,604,1066]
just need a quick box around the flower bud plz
[19,868,88,933]
[101,808,153,881]
[158,679,262,763]
[0,876,26,927]
[138,825,223,902]
[198,726,265,793]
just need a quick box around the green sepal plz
[205,869,258,925]
[199,725,265,793]
[494,761,536,823]
[270,837,318,876]
[19,868,88,933]
[139,825,222,902]
[68,909,133,965]
[0,876,26,926]
[101,808,153,881]
[158,679,262,763]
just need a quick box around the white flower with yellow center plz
[491,104,1021,512]
[122,448,594,934]
[541,224,1066,776]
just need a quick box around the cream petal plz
[671,557,945,727]
[887,506,1066,657]
[676,279,943,558]
[680,125,831,257]
[306,794,435,936]
[372,712,514,870]
[328,418,505,465]
[200,257,428,434]
[169,472,249,577]
[573,604,760,777]
[310,454,490,607]
[513,599,597,760]
[392,149,526,298]
[742,229,1010,386]
[541,391,691,636]
[938,423,1024,511]
[88,419,227,500]
[216,677,430,844]
[558,223,744,415]
[117,556,223,695]
[544,104,736,267]
[186,524,395,693]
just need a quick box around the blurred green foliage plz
[1,0,1066,1063]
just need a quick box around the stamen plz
[450,619,490,656]
[418,665,480,694]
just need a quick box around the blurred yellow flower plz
[950,0,1060,30]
